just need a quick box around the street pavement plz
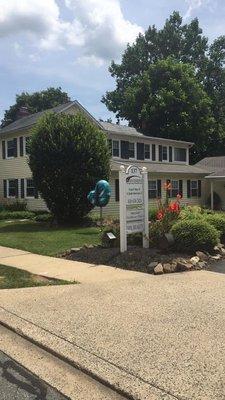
[0,350,67,400]
[1,267,225,399]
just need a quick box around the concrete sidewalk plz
[0,245,141,284]
[1,262,225,399]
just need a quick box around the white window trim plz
[6,139,15,160]
[25,178,35,199]
[148,180,157,198]
[112,140,120,159]
[6,179,16,198]
[128,141,136,160]
[24,136,31,157]
[162,145,169,162]
[190,180,198,197]
[144,144,151,160]
[173,147,187,164]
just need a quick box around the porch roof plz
[111,160,207,175]
[205,169,225,179]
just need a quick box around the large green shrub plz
[171,219,219,252]
[205,214,225,240]
[2,200,27,211]
[29,112,110,224]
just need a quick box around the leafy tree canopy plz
[102,11,225,161]
[1,87,70,127]
[29,112,110,224]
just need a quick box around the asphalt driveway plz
[1,268,225,399]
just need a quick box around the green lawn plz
[0,264,73,289]
[0,220,100,256]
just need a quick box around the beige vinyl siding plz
[101,172,203,217]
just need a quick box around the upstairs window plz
[162,146,168,161]
[144,144,150,160]
[112,140,120,157]
[25,136,31,155]
[7,139,16,158]
[174,147,187,162]
[128,142,135,158]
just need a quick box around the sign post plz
[119,164,149,253]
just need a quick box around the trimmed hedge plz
[205,214,225,240]
[171,219,219,253]
[34,213,53,223]
[0,211,35,220]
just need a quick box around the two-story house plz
[0,100,208,214]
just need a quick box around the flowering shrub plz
[155,182,181,233]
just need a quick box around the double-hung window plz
[148,180,157,199]
[128,142,135,159]
[174,147,187,162]
[7,179,16,197]
[25,136,31,155]
[162,146,168,161]
[7,139,15,158]
[144,144,150,160]
[112,140,120,157]
[170,180,179,198]
[190,180,198,197]
[26,178,35,198]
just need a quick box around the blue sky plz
[0,0,225,122]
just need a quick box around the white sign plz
[119,164,149,252]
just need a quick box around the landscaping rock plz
[211,254,222,260]
[154,263,164,275]
[197,261,207,269]
[190,256,200,266]
[176,260,192,272]
[70,247,81,253]
[196,251,208,261]
[163,263,177,273]
[148,261,159,269]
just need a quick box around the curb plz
[0,307,177,400]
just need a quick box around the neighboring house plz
[195,157,225,210]
[0,100,208,214]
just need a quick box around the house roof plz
[100,121,194,146]
[111,160,207,175]
[0,100,101,135]
[195,156,225,179]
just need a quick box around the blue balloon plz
[87,180,111,207]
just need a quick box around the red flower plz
[157,211,164,220]
[168,202,180,213]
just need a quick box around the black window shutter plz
[137,143,144,160]
[157,180,161,198]
[115,179,119,202]
[21,179,25,198]
[159,145,162,162]
[121,141,129,159]
[13,138,18,157]
[2,141,6,159]
[198,180,202,198]
[167,179,171,198]
[169,146,173,162]
[3,180,7,198]
[20,137,24,157]
[187,180,191,198]
[34,184,39,199]
[152,144,156,161]
[179,180,183,197]
[15,179,19,198]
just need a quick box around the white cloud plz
[0,0,143,62]
[183,0,210,20]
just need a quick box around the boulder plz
[176,261,192,272]
[197,261,207,269]
[163,263,177,273]
[190,256,200,266]
[196,251,208,261]
[148,261,159,269]
[211,254,222,260]
[154,263,164,275]
[70,247,81,253]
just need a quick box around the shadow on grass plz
[0,221,100,235]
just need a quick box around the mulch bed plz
[63,246,191,274]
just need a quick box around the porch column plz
[210,180,214,210]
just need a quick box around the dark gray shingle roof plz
[0,102,74,134]
[111,160,207,175]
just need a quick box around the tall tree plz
[1,87,70,127]
[102,12,225,161]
